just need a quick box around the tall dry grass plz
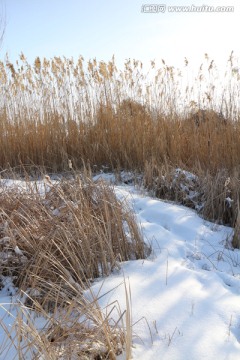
[0,52,240,173]
[1,52,240,245]
[0,175,146,358]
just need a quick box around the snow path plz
[90,184,240,360]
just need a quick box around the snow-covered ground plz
[91,180,240,360]
[1,176,240,359]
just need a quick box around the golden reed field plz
[1,53,240,238]
[0,52,239,173]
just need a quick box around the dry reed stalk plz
[0,174,145,358]
[0,287,128,359]
[0,175,146,296]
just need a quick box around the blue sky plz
[0,0,239,71]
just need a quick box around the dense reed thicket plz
[1,52,240,244]
[0,52,240,173]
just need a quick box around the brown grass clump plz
[0,293,127,360]
[0,174,146,358]
[0,175,146,298]
[144,161,240,234]
[144,160,201,209]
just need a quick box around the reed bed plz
[0,52,240,173]
[1,53,240,246]
[0,175,145,358]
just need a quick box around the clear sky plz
[0,0,239,71]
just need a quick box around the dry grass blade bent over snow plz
[0,175,147,359]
